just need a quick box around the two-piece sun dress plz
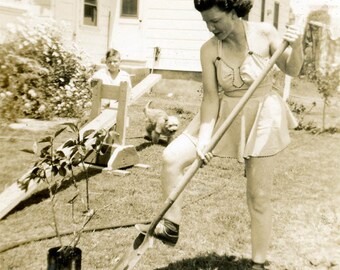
[183,22,298,162]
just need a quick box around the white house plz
[0,0,291,72]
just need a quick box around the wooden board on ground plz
[0,174,40,220]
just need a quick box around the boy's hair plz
[194,0,253,18]
[106,48,121,59]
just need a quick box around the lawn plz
[0,78,339,270]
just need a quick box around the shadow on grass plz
[156,252,252,270]
[135,137,169,151]
[7,168,102,217]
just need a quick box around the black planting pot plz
[47,246,82,270]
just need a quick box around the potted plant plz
[18,122,107,269]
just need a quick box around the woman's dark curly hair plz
[194,0,253,18]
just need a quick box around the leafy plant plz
[301,10,339,133]
[287,99,318,133]
[0,17,95,122]
[17,122,107,249]
[314,68,339,132]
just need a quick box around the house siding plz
[251,0,291,33]
[0,4,26,43]
[143,0,290,72]
[144,0,211,71]
[1,0,291,71]
[53,0,115,64]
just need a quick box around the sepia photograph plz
[0,0,339,269]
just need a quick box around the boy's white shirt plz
[91,68,132,88]
[91,68,132,108]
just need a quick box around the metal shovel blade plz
[113,233,154,270]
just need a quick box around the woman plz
[137,0,303,269]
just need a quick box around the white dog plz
[143,101,180,144]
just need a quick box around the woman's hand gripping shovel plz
[112,41,289,270]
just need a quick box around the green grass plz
[0,78,339,269]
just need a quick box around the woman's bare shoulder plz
[201,37,218,59]
[201,37,217,50]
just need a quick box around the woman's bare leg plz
[245,155,277,264]
[161,134,197,224]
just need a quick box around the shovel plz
[113,40,289,270]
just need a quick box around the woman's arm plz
[268,24,304,76]
[197,40,220,153]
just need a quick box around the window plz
[121,0,138,18]
[84,0,97,26]
[273,2,279,29]
[261,0,266,22]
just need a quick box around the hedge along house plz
[110,0,291,75]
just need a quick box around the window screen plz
[84,0,97,26]
[121,0,138,17]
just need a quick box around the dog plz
[143,101,180,144]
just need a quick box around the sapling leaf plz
[62,122,78,133]
[63,139,77,148]
[21,148,35,154]
[56,150,66,158]
[54,127,67,138]
[71,153,81,166]
[31,166,40,175]
[83,129,95,139]
[40,145,52,158]
[38,136,53,143]
[52,165,59,176]
[16,166,39,190]
[59,166,67,177]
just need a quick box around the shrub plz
[0,17,94,122]
[287,99,318,132]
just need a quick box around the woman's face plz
[201,6,234,40]
[106,55,121,73]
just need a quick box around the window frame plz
[261,0,266,22]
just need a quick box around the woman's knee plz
[162,146,177,165]
[162,135,196,166]
[247,189,272,214]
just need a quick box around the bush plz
[0,17,94,122]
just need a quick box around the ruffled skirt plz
[183,90,298,162]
